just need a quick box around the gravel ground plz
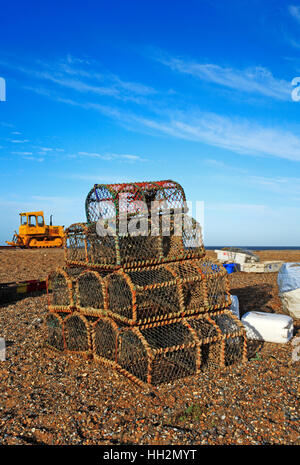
[0,248,299,445]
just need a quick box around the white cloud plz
[22,83,300,162]
[206,203,267,212]
[64,173,135,183]
[203,161,300,196]
[158,56,291,100]
[11,151,33,155]
[203,158,247,173]
[133,111,300,161]
[23,156,44,162]
[78,151,148,162]
[0,56,156,104]
[11,139,29,143]
[289,5,300,22]
[248,175,300,195]
[39,147,53,152]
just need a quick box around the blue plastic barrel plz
[223,263,237,274]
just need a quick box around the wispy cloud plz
[10,139,29,143]
[289,5,300,22]
[132,111,300,161]
[0,55,157,104]
[63,173,135,183]
[206,202,267,213]
[39,147,53,152]
[4,54,300,163]
[78,151,148,162]
[23,156,44,162]
[11,151,33,155]
[157,55,292,100]
[202,160,300,196]
[248,174,300,195]
[203,158,247,173]
[25,86,300,162]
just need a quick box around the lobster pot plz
[47,267,81,312]
[92,317,121,363]
[197,260,231,310]
[45,311,93,355]
[63,313,92,355]
[187,311,247,368]
[64,223,89,264]
[117,321,198,385]
[105,259,231,325]
[114,311,247,386]
[85,180,187,223]
[64,217,205,270]
[45,312,65,351]
[76,270,106,317]
[106,266,182,325]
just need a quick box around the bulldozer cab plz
[19,212,46,234]
[20,212,44,227]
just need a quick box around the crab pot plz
[63,313,92,356]
[64,223,89,265]
[76,270,106,317]
[47,267,81,312]
[64,216,205,270]
[92,317,121,364]
[106,266,182,325]
[45,312,66,351]
[85,180,187,223]
[207,311,247,366]
[113,311,247,386]
[117,321,198,385]
[196,260,231,310]
[105,259,231,325]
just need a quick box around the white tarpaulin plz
[241,311,294,343]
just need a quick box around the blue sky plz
[1,0,300,246]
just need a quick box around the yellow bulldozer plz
[6,211,65,248]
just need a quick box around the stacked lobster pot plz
[46,180,247,386]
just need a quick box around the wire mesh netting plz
[45,179,248,386]
[47,267,82,312]
[85,180,187,223]
[45,311,94,357]
[64,216,205,270]
[105,259,231,325]
[88,310,246,386]
[64,223,89,264]
[45,312,65,351]
[76,270,107,317]
[92,317,121,364]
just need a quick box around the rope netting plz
[85,180,187,223]
[64,216,205,270]
[45,311,94,357]
[47,267,82,312]
[45,179,248,386]
[104,259,231,325]
[89,310,247,386]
